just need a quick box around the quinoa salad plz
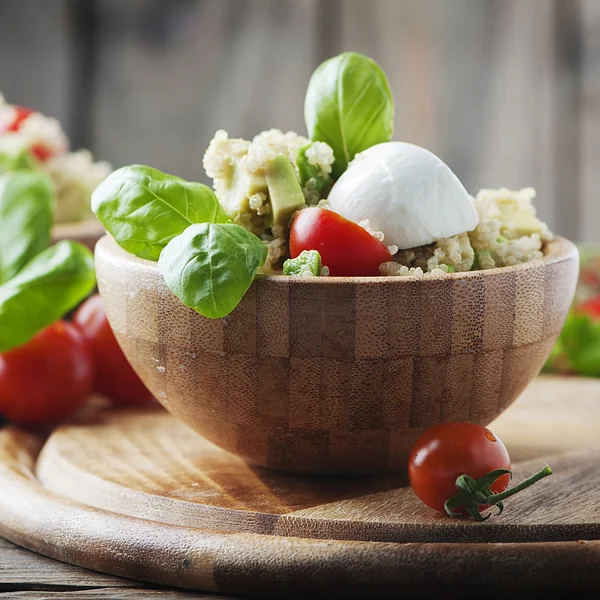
[0,94,111,223]
[92,51,554,319]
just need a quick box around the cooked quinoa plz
[45,150,111,223]
[378,187,552,276]
[202,127,552,278]
[203,128,335,272]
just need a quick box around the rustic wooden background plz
[0,0,598,242]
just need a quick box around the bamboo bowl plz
[95,235,578,474]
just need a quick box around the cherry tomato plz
[5,106,34,132]
[3,105,54,162]
[578,296,600,320]
[73,295,152,406]
[289,207,392,276]
[0,321,93,425]
[408,422,511,514]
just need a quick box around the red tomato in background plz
[5,106,34,132]
[289,207,392,276]
[0,321,93,425]
[408,422,511,514]
[578,296,600,320]
[73,295,153,406]
[3,105,55,162]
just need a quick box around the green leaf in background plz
[158,223,267,319]
[0,148,35,174]
[559,312,600,377]
[304,52,394,178]
[0,170,55,285]
[0,241,96,352]
[91,165,230,261]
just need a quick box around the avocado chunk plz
[209,138,267,217]
[265,155,306,229]
[283,250,322,276]
[497,201,542,237]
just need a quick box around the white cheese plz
[327,142,479,249]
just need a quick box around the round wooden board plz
[1,376,600,597]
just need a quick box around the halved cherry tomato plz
[5,106,34,132]
[0,321,93,425]
[289,207,392,276]
[73,295,153,406]
[3,105,54,162]
[408,422,511,514]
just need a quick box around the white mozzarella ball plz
[327,142,479,249]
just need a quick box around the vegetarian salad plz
[93,51,553,320]
[0,95,111,223]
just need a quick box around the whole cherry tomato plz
[289,207,392,276]
[408,422,511,514]
[0,321,93,425]
[73,295,152,405]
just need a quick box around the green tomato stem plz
[483,465,553,505]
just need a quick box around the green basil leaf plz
[560,312,600,377]
[92,164,229,261]
[158,223,267,319]
[0,240,96,352]
[304,52,394,178]
[0,170,55,285]
[0,148,36,174]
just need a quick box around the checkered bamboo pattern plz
[96,236,578,474]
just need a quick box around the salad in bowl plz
[93,52,553,319]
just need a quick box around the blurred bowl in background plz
[52,218,105,251]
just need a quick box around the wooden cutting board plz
[1,376,599,597]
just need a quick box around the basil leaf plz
[0,148,35,174]
[158,223,267,319]
[560,312,600,377]
[92,164,229,261]
[304,52,394,178]
[0,170,55,285]
[0,241,96,352]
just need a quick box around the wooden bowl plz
[52,218,105,251]
[95,235,578,474]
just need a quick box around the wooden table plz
[0,538,243,598]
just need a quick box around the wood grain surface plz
[34,376,600,544]
[95,235,578,473]
[0,377,599,597]
[51,218,105,251]
[0,538,240,599]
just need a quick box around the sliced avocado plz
[283,250,322,276]
[497,204,541,237]
[214,161,267,216]
[265,155,306,229]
